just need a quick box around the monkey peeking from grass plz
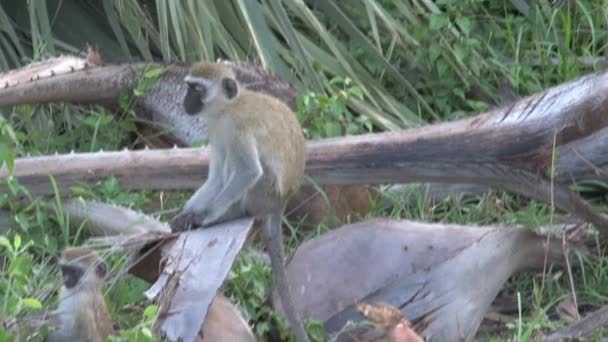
[46,247,114,342]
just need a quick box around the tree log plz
[277,219,587,342]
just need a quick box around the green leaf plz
[22,297,42,310]
[429,14,449,31]
[330,100,346,116]
[143,304,158,319]
[235,0,292,80]
[13,234,21,250]
[349,86,364,100]
[0,236,13,253]
[456,16,473,35]
[0,142,9,167]
[324,122,342,137]
[141,327,153,338]
[9,254,32,276]
[144,66,164,79]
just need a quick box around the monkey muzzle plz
[60,264,84,289]
[184,82,205,115]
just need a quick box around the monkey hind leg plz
[262,210,310,342]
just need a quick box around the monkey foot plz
[170,211,202,232]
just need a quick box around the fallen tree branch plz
[277,219,589,342]
[63,199,591,342]
[4,128,608,238]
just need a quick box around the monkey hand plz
[169,211,203,232]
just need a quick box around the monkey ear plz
[222,77,238,99]
[96,261,108,278]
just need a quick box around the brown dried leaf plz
[557,298,580,323]
[383,322,425,342]
[356,302,424,342]
[356,302,404,330]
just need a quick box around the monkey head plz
[184,61,239,116]
[59,247,107,290]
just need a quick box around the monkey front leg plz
[170,179,222,231]
[171,140,262,231]
[200,166,262,226]
[170,157,223,231]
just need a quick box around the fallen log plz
[3,131,608,238]
[0,55,295,145]
[276,219,588,342]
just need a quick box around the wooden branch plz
[278,219,588,342]
[4,126,608,237]
[146,218,254,342]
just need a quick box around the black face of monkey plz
[60,264,85,289]
[183,78,239,115]
[184,82,206,115]
[60,262,107,288]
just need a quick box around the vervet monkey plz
[170,61,309,342]
[47,247,114,342]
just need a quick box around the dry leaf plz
[556,298,580,323]
[356,302,404,329]
[356,302,424,342]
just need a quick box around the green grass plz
[2,1,608,341]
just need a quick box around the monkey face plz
[184,81,206,115]
[60,264,85,289]
[59,261,107,289]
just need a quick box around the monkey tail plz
[263,210,310,342]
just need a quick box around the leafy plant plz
[0,116,16,173]
[0,234,43,341]
[224,250,326,341]
[111,304,159,342]
[297,76,369,139]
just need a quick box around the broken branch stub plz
[275,219,587,342]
